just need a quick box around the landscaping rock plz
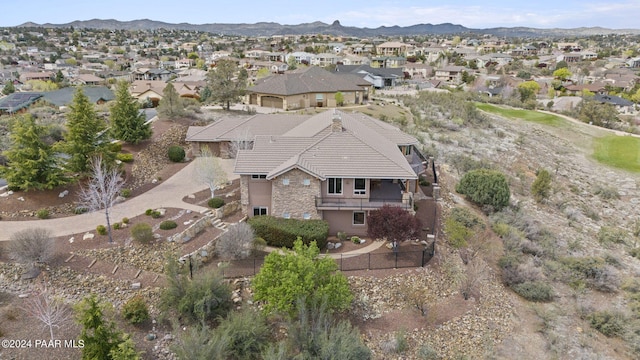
[82,232,95,240]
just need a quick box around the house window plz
[283,212,291,219]
[328,178,342,194]
[303,213,311,220]
[251,174,267,179]
[253,207,268,216]
[354,178,366,195]
[302,179,311,186]
[353,211,365,225]
[282,178,290,185]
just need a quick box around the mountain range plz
[16,19,640,37]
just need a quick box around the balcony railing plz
[315,196,411,210]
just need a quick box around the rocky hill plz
[15,19,640,37]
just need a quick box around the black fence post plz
[395,252,398,268]
[421,249,425,267]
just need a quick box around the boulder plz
[83,232,95,240]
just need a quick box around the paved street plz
[0,159,238,241]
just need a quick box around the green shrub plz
[168,145,185,162]
[145,209,154,216]
[351,236,361,244]
[74,207,88,214]
[455,169,510,210]
[587,310,626,337]
[512,281,554,302]
[131,223,153,244]
[116,152,134,163]
[36,209,49,219]
[492,222,513,237]
[597,226,628,247]
[160,220,177,230]
[531,169,552,203]
[419,176,430,187]
[120,188,131,198]
[337,231,348,241]
[594,184,620,200]
[112,222,121,230]
[109,142,122,153]
[248,215,329,249]
[448,207,484,229]
[122,295,150,325]
[150,210,162,219]
[96,225,107,236]
[122,217,129,224]
[208,197,225,209]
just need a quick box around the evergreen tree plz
[2,80,15,95]
[75,295,126,360]
[60,87,111,174]
[206,59,248,110]
[0,115,67,191]
[157,83,185,120]
[110,81,151,144]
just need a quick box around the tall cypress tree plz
[0,115,67,191]
[61,87,111,174]
[157,83,185,120]
[109,81,151,144]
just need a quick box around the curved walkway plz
[0,159,237,241]
[264,240,388,259]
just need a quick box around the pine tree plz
[2,80,15,95]
[157,83,185,120]
[207,59,248,110]
[61,87,111,174]
[110,81,151,144]
[74,295,125,360]
[0,115,67,190]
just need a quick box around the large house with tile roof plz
[245,66,368,110]
[188,109,428,236]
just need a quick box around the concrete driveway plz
[0,159,238,241]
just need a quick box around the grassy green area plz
[593,135,640,172]
[476,103,567,127]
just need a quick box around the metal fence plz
[220,241,435,278]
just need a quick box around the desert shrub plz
[455,169,510,210]
[172,326,229,360]
[444,217,472,248]
[150,210,162,219]
[587,310,626,337]
[351,236,361,244]
[594,184,620,200]
[248,216,329,249]
[122,295,149,325]
[629,247,640,259]
[74,206,88,214]
[131,223,153,244]
[120,188,131,198]
[161,256,232,324]
[531,169,552,202]
[561,256,620,292]
[216,222,255,260]
[337,231,348,241]
[449,207,485,229]
[417,344,439,360]
[8,228,55,264]
[109,142,122,153]
[167,145,185,162]
[597,226,628,247]
[492,222,513,237]
[208,197,225,209]
[159,220,177,230]
[502,259,543,286]
[252,237,267,255]
[112,222,122,230]
[214,308,271,360]
[448,154,493,174]
[419,176,430,186]
[96,225,107,235]
[122,217,129,224]
[116,153,133,163]
[512,281,554,302]
[145,209,153,216]
[36,208,49,219]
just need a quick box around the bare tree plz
[78,156,124,243]
[21,285,71,341]
[194,146,228,199]
[9,227,55,265]
[215,222,255,260]
[227,127,253,158]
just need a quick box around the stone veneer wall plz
[240,175,249,215]
[271,169,320,219]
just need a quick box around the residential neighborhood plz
[1,21,640,360]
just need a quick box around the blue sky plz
[2,0,639,29]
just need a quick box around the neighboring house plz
[0,92,43,114]
[435,66,467,85]
[627,57,640,68]
[557,53,582,63]
[69,73,104,86]
[40,86,115,108]
[564,82,608,96]
[310,53,340,67]
[226,109,427,236]
[130,80,167,105]
[370,56,406,69]
[19,71,54,82]
[594,94,636,114]
[334,64,403,88]
[376,41,414,56]
[246,66,367,110]
[132,68,174,81]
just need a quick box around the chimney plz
[331,110,342,132]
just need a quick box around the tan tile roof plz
[234,110,418,180]
[186,114,309,142]
[247,66,364,96]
